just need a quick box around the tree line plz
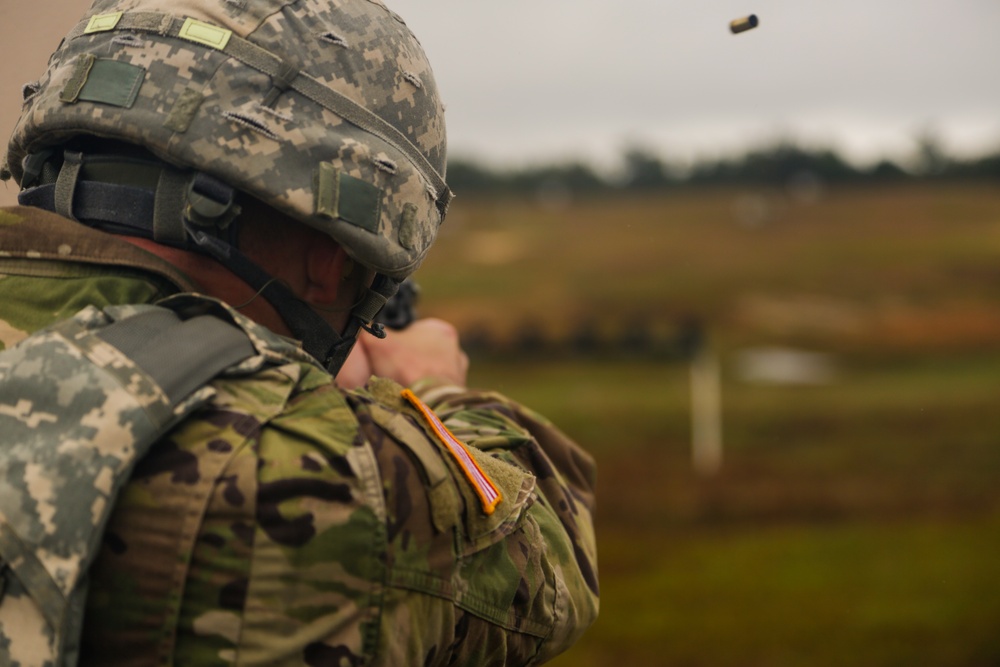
[446,139,1000,194]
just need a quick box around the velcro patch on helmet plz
[398,203,418,250]
[315,162,382,233]
[178,18,232,51]
[60,55,144,109]
[163,88,205,134]
[83,12,123,34]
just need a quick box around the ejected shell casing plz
[729,14,759,34]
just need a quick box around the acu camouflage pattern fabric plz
[0,207,600,666]
[6,0,451,280]
[0,292,262,667]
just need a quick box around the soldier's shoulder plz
[0,205,65,226]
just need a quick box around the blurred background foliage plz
[446,135,1000,196]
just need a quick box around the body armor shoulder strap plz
[0,298,257,667]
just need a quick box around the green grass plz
[466,354,1000,667]
[413,184,1000,666]
[573,517,1000,667]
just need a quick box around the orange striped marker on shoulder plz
[402,389,502,515]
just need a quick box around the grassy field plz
[414,183,1000,666]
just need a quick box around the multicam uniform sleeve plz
[351,377,599,666]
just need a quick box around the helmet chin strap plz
[186,225,394,374]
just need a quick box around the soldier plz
[0,1,598,665]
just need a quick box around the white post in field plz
[691,344,723,475]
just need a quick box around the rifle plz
[376,278,420,330]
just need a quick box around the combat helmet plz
[3,0,452,372]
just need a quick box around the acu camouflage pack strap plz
[0,296,257,667]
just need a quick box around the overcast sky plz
[1,0,998,188]
[389,0,1000,171]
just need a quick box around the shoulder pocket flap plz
[368,403,450,487]
[460,449,536,555]
[367,402,536,551]
[367,403,461,534]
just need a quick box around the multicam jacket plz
[0,206,599,666]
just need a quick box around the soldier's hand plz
[337,318,468,390]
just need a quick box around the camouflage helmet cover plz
[6,0,451,280]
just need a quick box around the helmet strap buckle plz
[185,172,241,229]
